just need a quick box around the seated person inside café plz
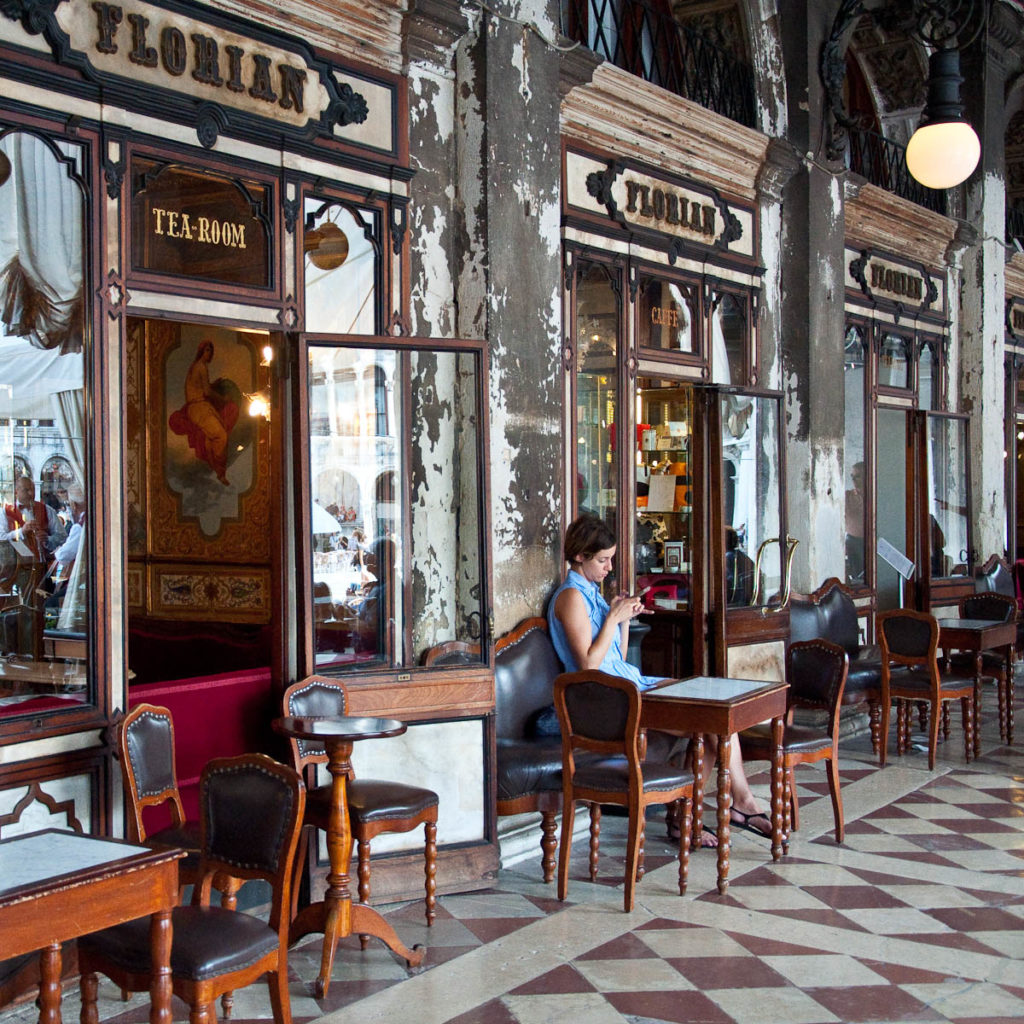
[2,476,66,562]
[45,482,86,614]
[547,513,773,844]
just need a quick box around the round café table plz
[273,715,425,997]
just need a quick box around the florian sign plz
[568,151,745,258]
[848,248,939,317]
[3,0,369,141]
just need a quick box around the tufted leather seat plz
[974,554,1024,655]
[494,618,566,882]
[789,578,883,752]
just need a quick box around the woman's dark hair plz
[564,514,616,564]
[196,340,214,361]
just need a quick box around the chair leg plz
[424,819,437,927]
[927,699,941,771]
[290,825,310,923]
[636,817,645,882]
[540,809,558,884]
[941,702,951,740]
[787,766,799,833]
[266,962,293,1024]
[80,971,99,1024]
[961,695,974,763]
[918,700,928,732]
[623,806,644,913]
[217,876,241,1018]
[1006,673,1015,744]
[896,700,908,757]
[588,804,601,881]
[677,797,692,896]
[868,699,881,755]
[358,838,371,950]
[826,756,844,843]
[879,696,891,768]
[557,797,576,902]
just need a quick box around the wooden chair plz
[946,592,1017,743]
[740,639,849,845]
[553,670,693,913]
[0,782,83,1010]
[78,753,305,1024]
[877,609,976,770]
[119,703,240,1014]
[283,676,439,933]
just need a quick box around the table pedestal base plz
[291,897,424,998]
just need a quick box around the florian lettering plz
[91,3,307,114]
[624,179,717,238]
[151,207,247,249]
[870,263,923,301]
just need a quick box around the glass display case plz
[634,380,694,612]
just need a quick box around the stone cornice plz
[844,182,959,268]
[560,63,771,204]
[402,0,471,72]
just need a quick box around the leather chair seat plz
[887,666,988,694]
[573,758,691,795]
[145,822,201,874]
[82,907,278,981]
[306,779,439,826]
[946,651,1007,676]
[844,649,883,701]
[741,720,833,757]
[496,737,563,802]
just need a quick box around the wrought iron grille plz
[847,128,947,216]
[560,0,756,129]
[1007,206,1024,251]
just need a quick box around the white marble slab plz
[0,831,149,894]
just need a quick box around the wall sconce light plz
[905,47,980,189]
[247,389,271,420]
[260,344,274,367]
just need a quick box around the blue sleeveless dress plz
[547,570,661,690]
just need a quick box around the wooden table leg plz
[770,715,785,862]
[148,908,173,1024]
[690,732,705,843]
[38,942,62,1024]
[973,651,983,758]
[715,732,732,895]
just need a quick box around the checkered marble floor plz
[5,679,1022,1024]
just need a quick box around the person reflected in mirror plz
[356,537,394,655]
[725,525,755,606]
[548,514,773,845]
[2,476,65,562]
[845,460,866,582]
[49,482,85,595]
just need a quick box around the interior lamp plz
[905,47,980,189]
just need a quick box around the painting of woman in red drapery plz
[168,340,240,486]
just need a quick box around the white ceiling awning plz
[0,334,83,420]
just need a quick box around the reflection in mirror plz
[879,332,910,389]
[410,350,484,659]
[309,346,401,668]
[709,291,746,386]
[575,260,619,588]
[0,129,90,717]
[918,341,936,411]
[304,200,379,335]
[844,325,866,585]
[927,417,969,578]
[723,395,782,608]
[637,277,696,352]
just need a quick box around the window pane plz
[0,129,90,714]
[637,277,697,353]
[709,291,746,386]
[724,394,783,608]
[879,332,910,389]
[304,200,379,335]
[309,347,401,667]
[308,343,486,668]
[576,262,619,579]
[844,326,866,584]
[918,342,936,410]
[636,380,692,610]
[927,417,969,578]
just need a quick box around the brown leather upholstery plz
[78,754,305,1024]
[789,578,883,752]
[878,609,978,770]
[741,639,849,843]
[553,670,692,912]
[974,554,1024,653]
[283,676,439,929]
[494,618,565,882]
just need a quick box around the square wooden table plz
[642,676,789,894]
[0,829,182,1024]
[939,617,1017,750]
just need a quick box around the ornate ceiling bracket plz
[821,0,868,163]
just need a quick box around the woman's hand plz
[608,592,646,623]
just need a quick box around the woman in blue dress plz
[548,513,772,842]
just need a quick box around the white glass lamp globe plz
[906,120,980,190]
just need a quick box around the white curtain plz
[0,132,83,354]
[52,388,87,634]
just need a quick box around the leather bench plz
[789,577,883,753]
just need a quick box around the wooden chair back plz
[119,703,186,841]
[281,675,349,773]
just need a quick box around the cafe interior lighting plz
[247,389,271,420]
[905,47,980,189]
